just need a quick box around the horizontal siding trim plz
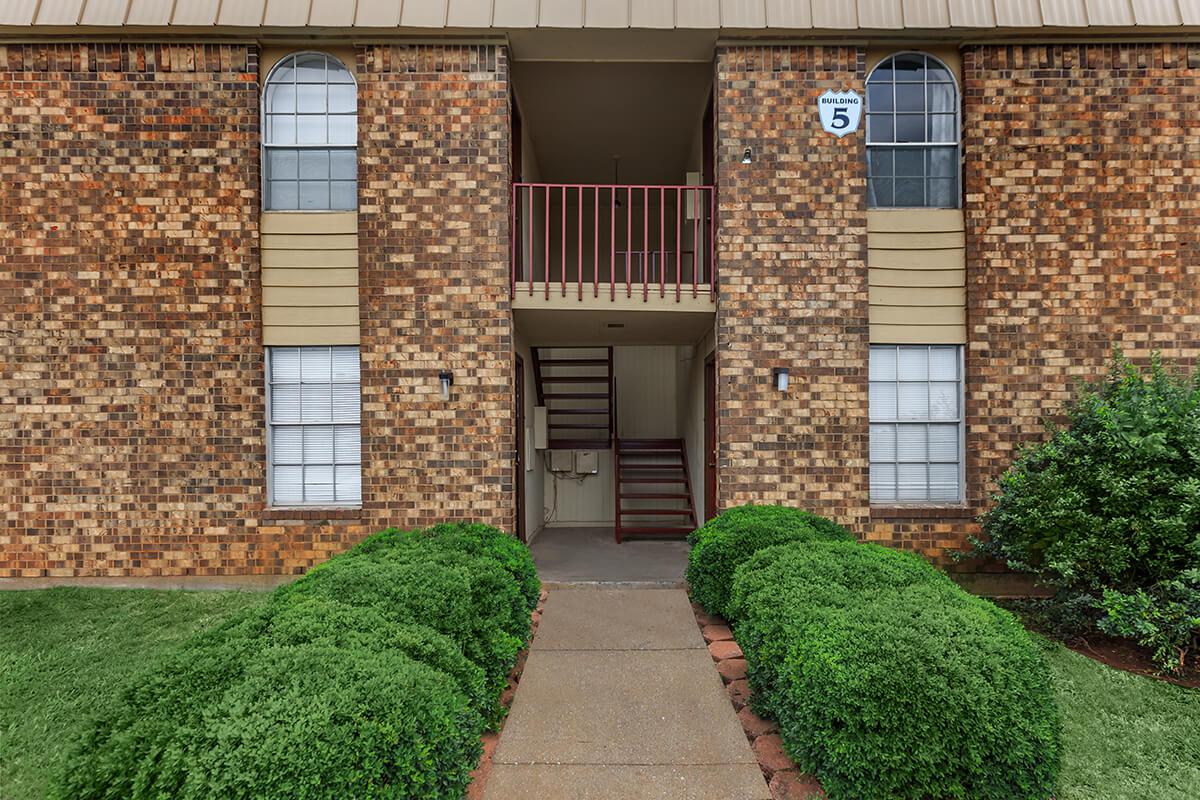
[870,267,966,287]
[868,230,965,250]
[870,286,966,306]
[871,305,966,326]
[263,267,359,286]
[263,286,359,306]
[263,306,360,327]
[870,323,967,345]
[868,247,965,270]
[262,233,358,250]
[866,208,964,234]
[262,249,359,268]
[261,211,357,235]
[264,325,361,346]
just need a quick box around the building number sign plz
[818,90,862,137]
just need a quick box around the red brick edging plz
[466,588,549,799]
[694,603,826,800]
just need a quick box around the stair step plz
[619,439,683,448]
[619,449,684,457]
[541,376,612,384]
[538,358,610,366]
[619,476,686,484]
[618,464,685,471]
[549,438,612,449]
[619,508,695,516]
[618,527,694,536]
[543,392,610,400]
[547,408,609,415]
[620,493,691,499]
[549,423,610,430]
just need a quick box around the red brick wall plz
[714,45,872,531]
[356,44,515,529]
[961,42,1200,518]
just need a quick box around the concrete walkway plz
[485,588,769,800]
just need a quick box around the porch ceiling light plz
[741,147,753,164]
[439,370,454,401]
[773,367,789,392]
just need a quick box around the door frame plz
[703,351,717,522]
[514,353,527,542]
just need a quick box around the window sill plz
[870,505,972,521]
[262,506,364,522]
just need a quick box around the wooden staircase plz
[614,438,698,542]
[531,346,614,450]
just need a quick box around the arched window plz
[865,53,959,209]
[263,52,357,211]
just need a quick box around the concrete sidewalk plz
[485,588,769,800]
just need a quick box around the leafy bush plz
[1097,570,1200,674]
[59,522,538,799]
[975,351,1200,671]
[727,540,951,712]
[686,504,854,617]
[773,583,1060,800]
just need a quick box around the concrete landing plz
[485,588,769,800]
[529,526,690,585]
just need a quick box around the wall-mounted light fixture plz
[439,370,454,401]
[772,367,790,392]
[741,147,753,164]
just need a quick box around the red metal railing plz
[512,183,716,302]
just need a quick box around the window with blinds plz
[266,346,361,506]
[869,345,963,503]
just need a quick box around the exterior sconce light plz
[741,147,753,164]
[773,367,789,392]
[439,370,454,401]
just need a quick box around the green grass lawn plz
[1,588,1197,799]
[0,587,266,800]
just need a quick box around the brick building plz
[2,2,1199,579]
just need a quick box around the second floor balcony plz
[512,183,715,311]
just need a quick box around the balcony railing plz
[512,183,715,302]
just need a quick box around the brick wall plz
[356,44,515,530]
[961,42,1200,519]
[714,45,872,531]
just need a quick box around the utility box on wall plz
[573,450,598,474]
[548,449,574,472]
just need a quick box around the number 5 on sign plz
[818,90,862,137]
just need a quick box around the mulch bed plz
[692,603,826,800]
[1059,632,1199,689]
[466,588,549,799]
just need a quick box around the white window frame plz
[865,51,961,209]
[869,344,965,504]
[265,346,362,507]
[261,51,358,212]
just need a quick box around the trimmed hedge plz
[722,536,1061,799]
[57,523,539,799]
[685,504,854,617]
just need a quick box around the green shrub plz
[772,583,1060,800]
[1097,570,1200,674]
[686,504,854,617]
[975,351,1200,672]
[727,540,950,713]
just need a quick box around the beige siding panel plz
[446,0,493,26]
[264,306,359,327]
[263,0,311,26]
[173,0,219,25]
[630,0,675,27]
[264,267,359,286]
[867,209,964,233]
[870,323,966,344]
[262,233,358,250]
[1085,0,1138,25]
[948,0,997,26]
[858,0,904,27]
[310,0,356,26]
[263,249,358,269]
[492,0,536,26]
[1041,0,1088,25]
[1133,0,1183,23]
[35,0,83,24]
[264,326,360,345]
[870,267,966,287]
[1182,0,1200,24]
[80,0,125,24]
[722,0,768,27]
[586,0,629,27]
[127,0,172,24]
[538,0,582,27]
[901,0,950,28]
[264,286,359,306]
[219,0,266,25]
[401,0,449,26]
[994,0,1044,25]
[811,0,859,27]
[869,247,964,270]
[869,231,965,250]
[871,305,964,326]
[357,0,402,26]
[0,0,37,23]
[262,212,357,235]
[871,285,965,306]
[765,0,813,27]
[677,0,721,27]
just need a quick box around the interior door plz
[704,352,717,521]
[515,354,527,542]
